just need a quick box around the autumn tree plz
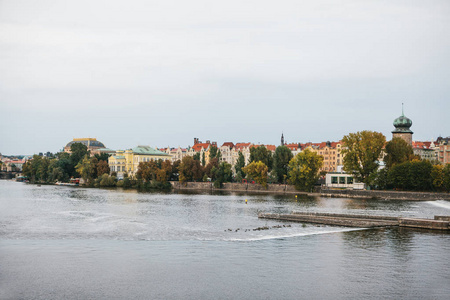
[179,156,204,182]
[75,154,96,185]
[250,146,273,171]
[243,161,269,188]
[97,160,110,177]
[205,158,219,180]
[341,131,386,185]
[288,149,324,192]
[384,137,416,169]
[136,161,159,181]
[273,146,293,183]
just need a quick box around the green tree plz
[443,164,450,192]
[341,131,386,185]
[273,146,293,183]
[250,146,273,171]
[212,162,233,188]
[209,145,220,159]
[243,161,269,188]
[70,143,89,172]
[201,152,206,166]
[288,149,324,192]
[234,152,245,175]
[388,160,433,191]
[384,137,415,169]
[193,153,200,161]
[94,153,110,162]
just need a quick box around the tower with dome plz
[392,104,413,145]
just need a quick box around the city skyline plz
[1,0,449,155]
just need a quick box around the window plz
[331,176,338,184]
[339,177,345,184]
[347,177,353,184]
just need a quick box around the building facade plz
[109,146,171,178]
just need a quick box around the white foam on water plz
[427,200,450,210]
[227,227,366,241]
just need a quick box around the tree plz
[288,149,324,191]
[273,146,293,183]
[75,155,96,185]
[209,145,220,160]
[192,153,200,161]
[136,161,158,181]
[205,158,219,179]
[384,137,415,169]
[388,160,433,191]
[243,161,269,188]
[212,162,233,188]
[234,152,245,175]
[250,146,273,171]
[70,143,89,171]
[179,156,204,182]
[97,160,110,177]
[94,153,110,162]
[431,164,445,191]
[341,131,386,185]
[201,152,206,166]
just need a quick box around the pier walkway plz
[258,212,450,231]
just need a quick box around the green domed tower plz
[392,104,413,145]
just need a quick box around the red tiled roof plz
[235,143,251,150]
[412,141,433,149]
[221,142,235,148]
[265,145,276,151]
[192,143,210,152]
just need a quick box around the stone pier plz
[258,212,450,231]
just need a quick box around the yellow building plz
[304,141,343,173]
[109,145,171,178]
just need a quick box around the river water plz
[1,180,449,299]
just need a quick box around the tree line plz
[22,143,110,186]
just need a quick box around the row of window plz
[331,176,353,184]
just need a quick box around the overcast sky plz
[1,0,449,155]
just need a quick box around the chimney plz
[194,138,199,145]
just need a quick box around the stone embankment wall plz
[170,181,302,195]
[320,188,450,201]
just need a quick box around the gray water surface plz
[1,181,449,299]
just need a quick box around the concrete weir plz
[258,212,450,231]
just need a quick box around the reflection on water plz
[0,180,449,299]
